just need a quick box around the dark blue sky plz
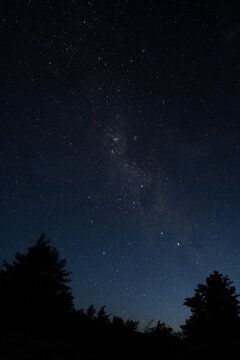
[1,0,240,329]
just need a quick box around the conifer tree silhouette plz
[0,233,74,333]
[181,271,240,343]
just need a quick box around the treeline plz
[0,234,239,359]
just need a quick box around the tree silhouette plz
[96,305,111,325]
[181,271,240,343]
[86,304,96,320]
[125,319,139,333]
[148,320,173,338]
[0,234,186,359]
[111,315,125,330]
[0,233,74,333]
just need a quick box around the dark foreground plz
[1,329,240,360]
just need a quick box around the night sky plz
[1,1,240,329]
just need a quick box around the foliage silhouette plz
[125,319,139,333]
[0,233,74,334]
[86,304,96,320]
[5,235,240,359]
[96,305,111,325]
[181,270,240,346]
[147,320,174,338]
[111,315,126,332]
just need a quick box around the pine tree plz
[0,234,74,332]
[181,271,240,342]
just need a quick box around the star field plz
[1,1,240,329]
